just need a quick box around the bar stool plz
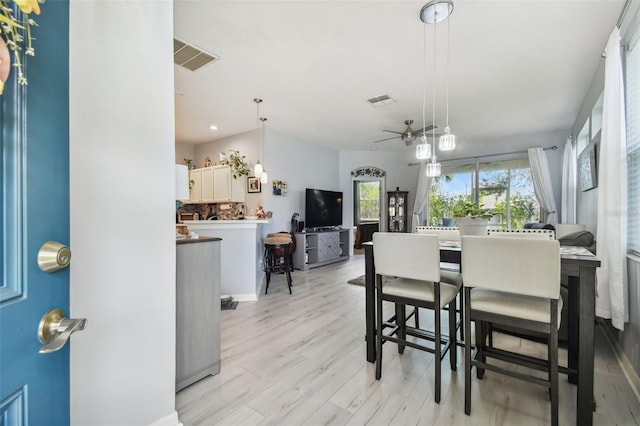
[263,233,293,294]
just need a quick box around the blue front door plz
[1,1,71,424]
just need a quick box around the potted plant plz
[220,150,250,179]
[453,201,494,236]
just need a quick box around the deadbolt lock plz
[38,241,71,273]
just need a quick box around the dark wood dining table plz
[362,240,601,426]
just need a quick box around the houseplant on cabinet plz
[453,201,494,236]
[220,150,250,179]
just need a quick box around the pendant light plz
[438,11,455,152]
[259,117,269,184]
[418,0,455,176]
[253,98,264,179]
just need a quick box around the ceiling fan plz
[373,119,440,146]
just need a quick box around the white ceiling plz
[174,0,626,158]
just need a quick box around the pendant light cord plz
[431,14,437,161]
[445,16,450,129]
[422,23,427,140]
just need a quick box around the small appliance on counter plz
[178,212,199,222]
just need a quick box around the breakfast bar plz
[184,219,270,300]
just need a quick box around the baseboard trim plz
[598,318,640,404]
[149,410,182,426]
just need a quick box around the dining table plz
[362,240,601,426]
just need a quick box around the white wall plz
[175,142,195,165]
[263,128,340,236]
[70,1,178,425]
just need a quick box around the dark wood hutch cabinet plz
[387,187,408,232]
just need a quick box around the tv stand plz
[305,226,341,233]
[294,229,350,271]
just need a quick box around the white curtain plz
[411,162,432,232]
[528,147,558,225]
[561,137,577,223]
[596,26,628,331]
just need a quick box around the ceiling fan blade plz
[381,130,403,135]
[373,136,400,143]
[414,124,437,136]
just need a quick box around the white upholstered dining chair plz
[373,232,460,403]
[462,235,561,426]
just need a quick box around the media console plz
[293,229,350,271]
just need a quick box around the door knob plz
[37,241,71,273]
[38,308,87,354]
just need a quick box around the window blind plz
[627,29,640,255]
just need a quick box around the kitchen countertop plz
[176,236,222,245]
[183,219,270,225]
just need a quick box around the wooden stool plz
[263,235,293,294]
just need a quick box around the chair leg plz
[449,300,457,371]
[550,301,559,426]
[284,248,292,294]
[477,321,486,380]
[458,293,464,342]
[396,303,406,354]
[434,284,442,403]
[264,247,271,294]
[414,306,420,328]
[464,287,472,415]
[375,276,384,380]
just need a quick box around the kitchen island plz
[183,220,270,301]
[176,236,221,391]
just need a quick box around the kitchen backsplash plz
[177,202,244,221]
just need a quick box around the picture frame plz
[272,180,287,196]
[578,143,598,192]
[247,177,261,193]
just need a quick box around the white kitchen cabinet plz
[189,168,203,202]
[213,165,246,203]
[188,167,217,203]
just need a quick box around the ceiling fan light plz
[416,143,432,160]
[439,128,456,151]
[426,161,441,177]
[254,161,263,178]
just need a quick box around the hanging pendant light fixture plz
[439,11,455,151]
[418,0,455,176]
[259,117,269,184]
[253,98,264,179]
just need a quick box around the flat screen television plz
[305,188,343,229]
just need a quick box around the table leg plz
[577,264,597,426]
[568,276,579,384]
[365,244,376,363]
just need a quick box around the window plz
[627,27,640,255]
[354,181,380,224]
[429,157,539,228]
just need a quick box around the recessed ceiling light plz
[209,124,218,130]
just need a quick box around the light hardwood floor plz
[177,254,640,425]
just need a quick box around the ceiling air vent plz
[367,94,397,107]
[174,38,219,71]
